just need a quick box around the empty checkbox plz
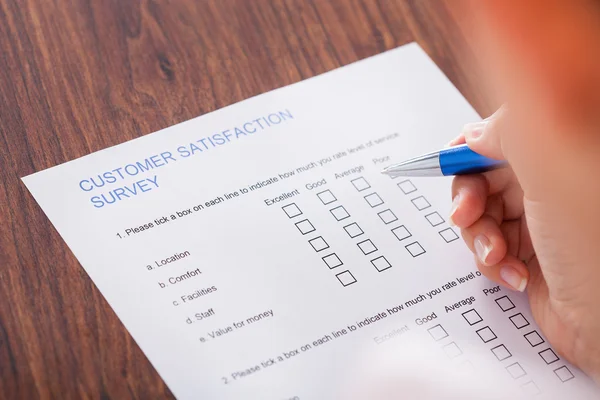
[330,205,350,221]
[351,177,371,192]
[405,241,425,257]
[357,239,377,255]
[377,209,398,225]
[539,348,559,365]
[425,211,445,227]
[462,309,483,326]
[554,366,574,382]
[509,313,530,329]
[308,236,329,252]
[411,196,431,211]
[336,270,357,287]
[476,326,497,343]
[427,324,449,341]
[371,256,392,272]
[343,222,364,238]
[521,381,541,396]
[322,253,343,269]
[524,331,545,347]
[443,342,463,359]
[491,344,512,361]
[495,295,516,312]
[282,203,302,218]
[398,179,417,194]
[364,192,384,208]
[391,225,412,241]
[295,219,316,235]
[317,189,337,205]
[439,227,459,243]
[506,362,527,379]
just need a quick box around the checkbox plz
[317,189,337,205]
[391,225,412,241]
[357,239,377,255]
[509,313,530,329]
[411,196,431,211]
[377,209,398,225]
[295,219,315,235]
[425,211,445,227]
[405,241,425,257]
[351,177,371,192]
[330,205,350,221]
[443,342,463,359]
[491,344,512,361]
[398,179,417,194]
[506,362,527,379]
[308,236,329,252]
[495,295,515,312]
[370,256,391,272]
[336,270,356,287]
[427,324,448,341]
[439,227,459,243]
[343,222,364,238]
[521,381,541,396]
[282,203,302,218]
[554,365,574,382]
[364,192,384,208]
[322,253,343,269]
[476,326,497,343]
[461,309,483,326]
[539,348,559,365]
[524,331,545,347]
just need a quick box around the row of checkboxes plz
[282,202,357,287]
[319,184,385,209]
[497,295,575,383]
[395,179,460,243]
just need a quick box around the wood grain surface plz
[0,1,497,398]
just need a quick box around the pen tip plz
[380,167,390,175]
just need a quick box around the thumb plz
[462,106,507,160]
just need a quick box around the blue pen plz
[381,144,508,177]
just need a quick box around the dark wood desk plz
[0,1,496,398]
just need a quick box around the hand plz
[449,105,600,382]
[454,0,600,381]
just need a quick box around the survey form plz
[23,44,599,399]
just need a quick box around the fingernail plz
[474,235,493,264]
[463,121,487,140]
[500,266,528,292]
[449,193,461,226]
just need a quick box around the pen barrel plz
[439,145,507,176]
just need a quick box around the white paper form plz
[23,44,599,399]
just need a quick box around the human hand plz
[449,104,600,381]
[451,0,600,381]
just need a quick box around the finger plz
[484,194,504,225]
[486,168,525,220]
[450,175,488,228]
[446,134,466,147]
[500,218,535,263]
[462,106,507,160]
[460,215,507,266]
[475,253,530,293]
[450,167,518,226]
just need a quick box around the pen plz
[381,143,508,177]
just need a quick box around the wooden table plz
[0,1,497,398]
